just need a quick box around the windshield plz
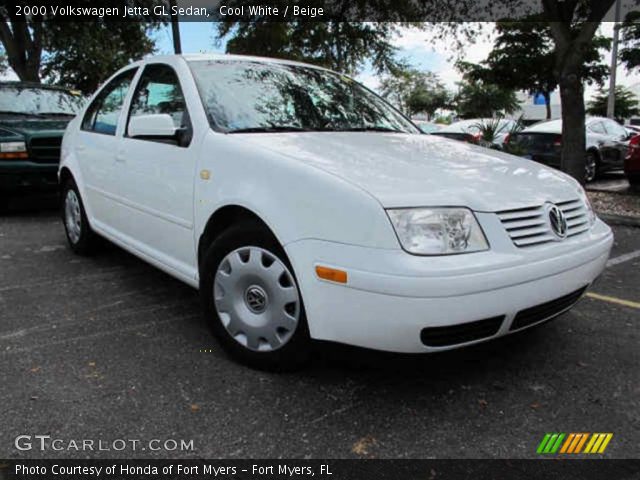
[0,86,84,115]
[188,60,418,134]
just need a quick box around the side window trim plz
[80,68,138,136]
[124,63,192,148]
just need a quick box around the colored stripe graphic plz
[538,433,613,454]
[537,433,565,454]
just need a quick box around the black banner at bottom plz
[1,459,640,480]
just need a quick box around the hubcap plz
[64,190,82,244]
[214,246,300,352]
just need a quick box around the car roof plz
[134,53,334,74]
[523,116,611,134]
[439,118,512,133]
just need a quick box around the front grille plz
[28,136,62,164]
[510,286,588,331]
[420,315,504,347]
[497,198,590,248]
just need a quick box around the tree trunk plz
[558,68,586,183]
[544,91,552,120]
[0,17,42,83]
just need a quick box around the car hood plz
[240,132,582,211]
[0,118,71,137]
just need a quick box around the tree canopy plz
[0,1,162,93]
[587,86,640,123]
[457,18,609,120]
[216,21,407,75]
[380,68,450,117]
[454,79,519,118]
[621,10,640,72]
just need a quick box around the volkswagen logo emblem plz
[547,204,568,239]
[245,285,268,314]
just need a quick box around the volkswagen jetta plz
[59,55,613,369]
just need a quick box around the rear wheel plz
[200,222,311,371]
[629,173,640,188]
[585,151,598,183]
[61,179,98,255]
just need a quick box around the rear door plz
[75,68,137,225]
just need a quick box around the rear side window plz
[603,119,627,138]
[82,69,137,135]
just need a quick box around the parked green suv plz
[0,82,84,210]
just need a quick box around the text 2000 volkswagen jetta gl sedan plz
[59,55,613,369]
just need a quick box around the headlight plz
[0,141,28,159]
[387,207,489,255]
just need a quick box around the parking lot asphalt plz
[1,196,639,459]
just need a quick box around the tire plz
[628,173,640,188]
[200,221,311,371]
[61,178,98,255]
[584,151,599,183]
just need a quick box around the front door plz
[114,63,197,279]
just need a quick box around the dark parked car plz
[506,117,631,182]
[431,118,517,149]
[0,82,84,210]
[625,134,640,187]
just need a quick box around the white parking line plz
[606,249,640,268]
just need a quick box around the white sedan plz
[59,54,613,369]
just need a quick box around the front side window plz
[127,64,191,142]
[82,69,136,135]
[188,60,418,134]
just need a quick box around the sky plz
[149,22,640,102]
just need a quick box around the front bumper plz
[285,219,613,353]
[0,160,58,193]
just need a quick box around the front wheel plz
[200,222,311,371]
[61,179,98,255]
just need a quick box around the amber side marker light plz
[315,266,348,284]
[0,152,28,159]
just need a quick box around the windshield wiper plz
[227,126,312,133]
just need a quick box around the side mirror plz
[128,114,177,138]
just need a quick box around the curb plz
[598,212,640,227]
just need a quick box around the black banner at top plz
[2,0,638,22]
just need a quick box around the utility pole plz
[170,0,182,54]
[607,0,622,119]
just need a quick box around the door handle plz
[115,152,126,163]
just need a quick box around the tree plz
[453,79,519,118]
[430,1,618,183]
[620,10,640,71]
[216,21,406,75]
[458,18,609,120]
[0,2,162,93]
[380,68,450,117]
[587,86,640,122]
[41,22,157,94]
